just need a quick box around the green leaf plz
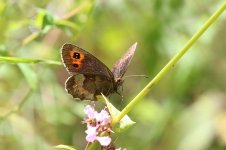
[35,9,55,33]
[53,144,77,150]
[18,64,38,90]
[101,94,136,132]
[55,20,80,31]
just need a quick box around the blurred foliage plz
[0,0,226,150]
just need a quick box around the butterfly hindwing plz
[66,74,115,100]
[112,42,137,81]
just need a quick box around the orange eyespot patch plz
[69,50,85,70]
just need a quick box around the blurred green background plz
[1,0,226,150]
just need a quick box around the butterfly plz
[61,42,137,101]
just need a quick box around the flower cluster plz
[83,105,113,147]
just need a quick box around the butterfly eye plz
[73,52,80,59]
[73,63,79,68]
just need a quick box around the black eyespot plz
[73,64,79,68]
[73,52,80,59]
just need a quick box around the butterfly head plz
[114,77,124,88]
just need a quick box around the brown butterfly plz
[61,43,137,101]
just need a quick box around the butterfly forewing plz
[61,44,114,79]
[61,43,116,101]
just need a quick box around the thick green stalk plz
[115,1,226,124]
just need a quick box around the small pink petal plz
[84,105,96,118]
[85,126,97,142]
[96,110,111,125]
[85,126,97,135]
[97,136,111,146]
[86,134,97,143]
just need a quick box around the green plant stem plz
[61,1,92,19]
[0,56,62,65]
[87,141,99,150]
[115,1,226,124]
[22,32,40,46]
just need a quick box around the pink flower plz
[83,105,112,147]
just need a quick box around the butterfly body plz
[61,43,137,101]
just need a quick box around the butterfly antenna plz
[118,85,124,109]
[121,85,124,101]
[124,75,149,79]
[115,91,123,100]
